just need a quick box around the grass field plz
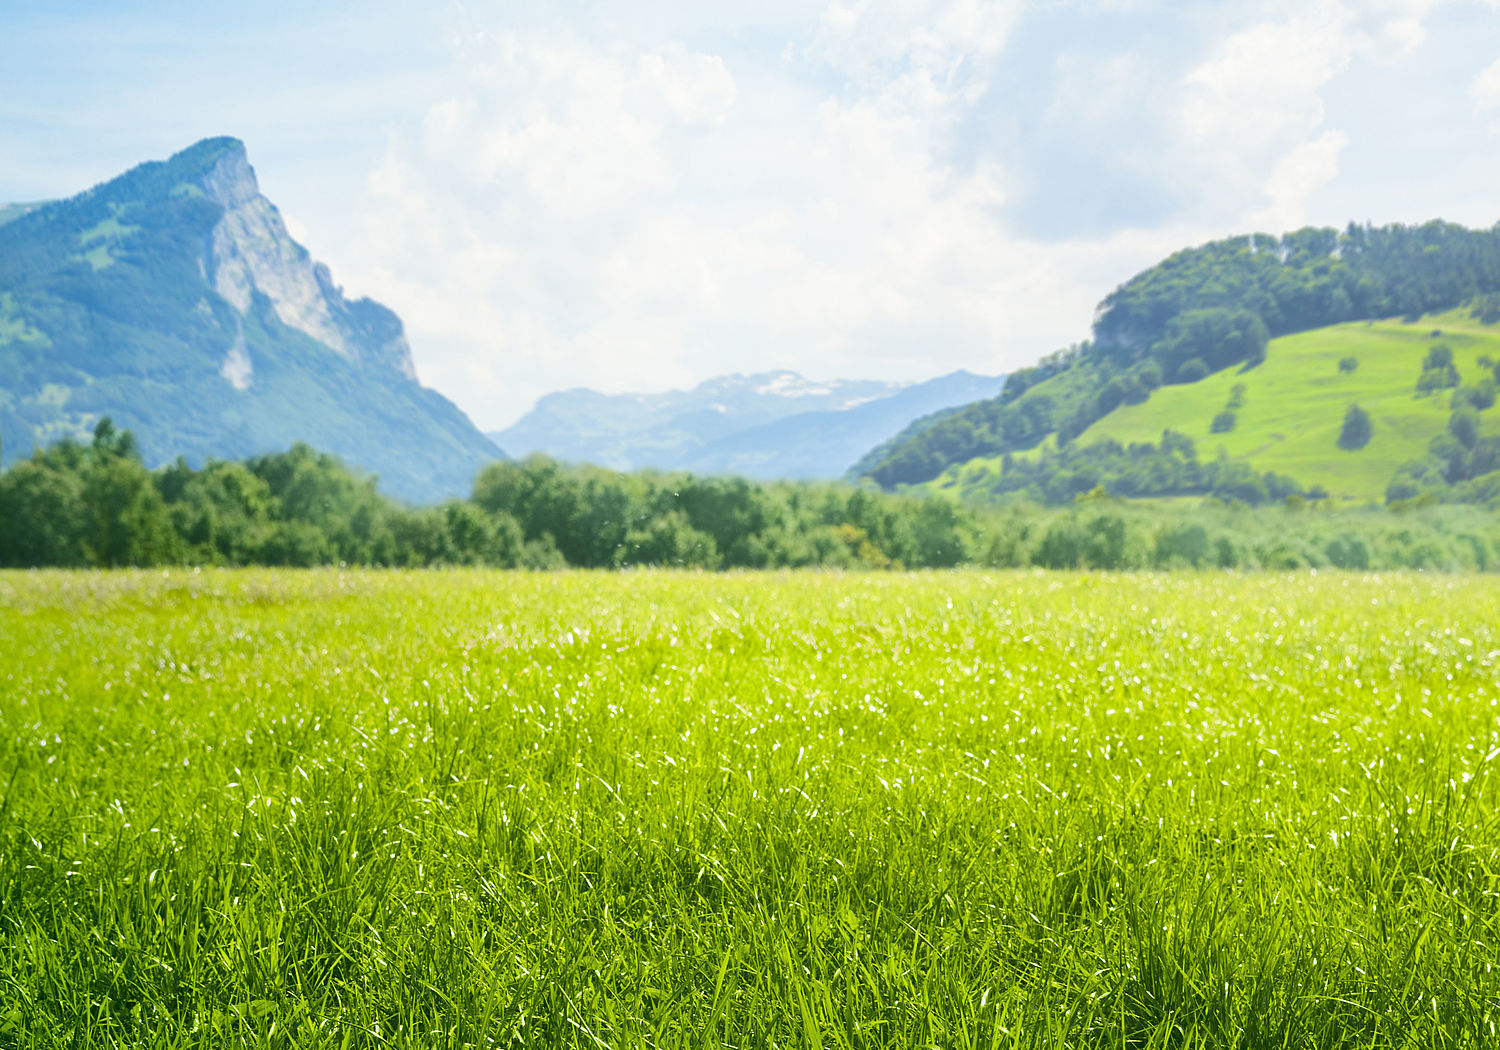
[2,569,1499,1047]
[932,310,1500,504]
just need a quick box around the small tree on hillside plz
[1449,407,1480,450]
[1338,356,1359,373]
[1338,404,1373,450]
[1176,357,1209,384]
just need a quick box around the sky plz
[3,0,1499,430]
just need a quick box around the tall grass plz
[1,569,1497,1047]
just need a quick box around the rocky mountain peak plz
[0,137,500,502]
[189,138,259,210]
[163,137,419,384]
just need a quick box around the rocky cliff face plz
[196,141,418,386]
[0,137,501,503]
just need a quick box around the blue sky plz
[4,0,1499,428]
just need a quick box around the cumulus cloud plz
[1172,0,1439,226]
[347,7,1097,428]
[1473,54,1500,124]
[330,0,1470,429]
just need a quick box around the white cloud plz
[1473,54,1500,121]
[325,0,1473,430]
[1257,128,1351,229]
[1168,0,1448,224]
[347,13,1083,429]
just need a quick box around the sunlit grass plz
[938,308,1500,503]
[1,569,1498,1047]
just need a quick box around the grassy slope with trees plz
[857,221,1500,505]
[934,308,1500,504]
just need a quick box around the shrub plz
[1338,404,1373,450]
[1338,356,1359,373]
[1418,363,1460,393]
[1452,381,1497,411]
[1449,407,1480,450]
[1176,357,1209,384]
[1211,410,1237,433]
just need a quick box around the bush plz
[1424,344,1454,370]
[1176,357,1209,383]
[1452,381,1496,411]
[1339,404,1373,450]
[1211,410,1237,433]
[1338,356,1359,373]
[1418,364,1460,393]
[1449,407,1480,450]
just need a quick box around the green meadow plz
[929,310,1500,505]
[1072,311,1500,502]
[2,569,1498,1047]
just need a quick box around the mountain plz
[681,371,1006,479]
[856,221,1500,506]
[490,369,1004,479]
[0,137,502,503]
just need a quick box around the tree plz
[1176,357,1209,383]
[1338,356,1359,373]
[0,461,89,566]
[1449,407,1480,450]
[1452,380,1497,411]
[1338,404,1373,450]
[1211,410,1237,433]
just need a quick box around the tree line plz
[2,420,1498,573]
[0,420,972,570]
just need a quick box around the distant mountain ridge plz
[0,137,501,502]
[491,369,1005,479]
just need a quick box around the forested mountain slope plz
[0,137,502,503]
[929,309,1500,504]
[857,221,1500,505]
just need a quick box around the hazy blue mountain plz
[0,202,47,228]
[682,371,1007,479]
[0,137,501,503]
[491,369,1004,479]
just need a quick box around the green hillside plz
[932,310,1500,503]
[858,221,1500,506]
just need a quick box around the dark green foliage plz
[0,422,986,570]
[864,220,1500,487]
[1386,403,1500,503]
[1338,405,1373,451]
[1211,410,1237,433]
[1339,356,1359,373]
[1472,292,1500,324]
[969,429,1305,505]
[1452,380,1497,411]
[9,421,1500,572]
[1159,308,1268,378]
[1095,222,1500,351]
[1176,357,1209,383]
[1449,407,1480,449]
[1228,383,1247,409]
